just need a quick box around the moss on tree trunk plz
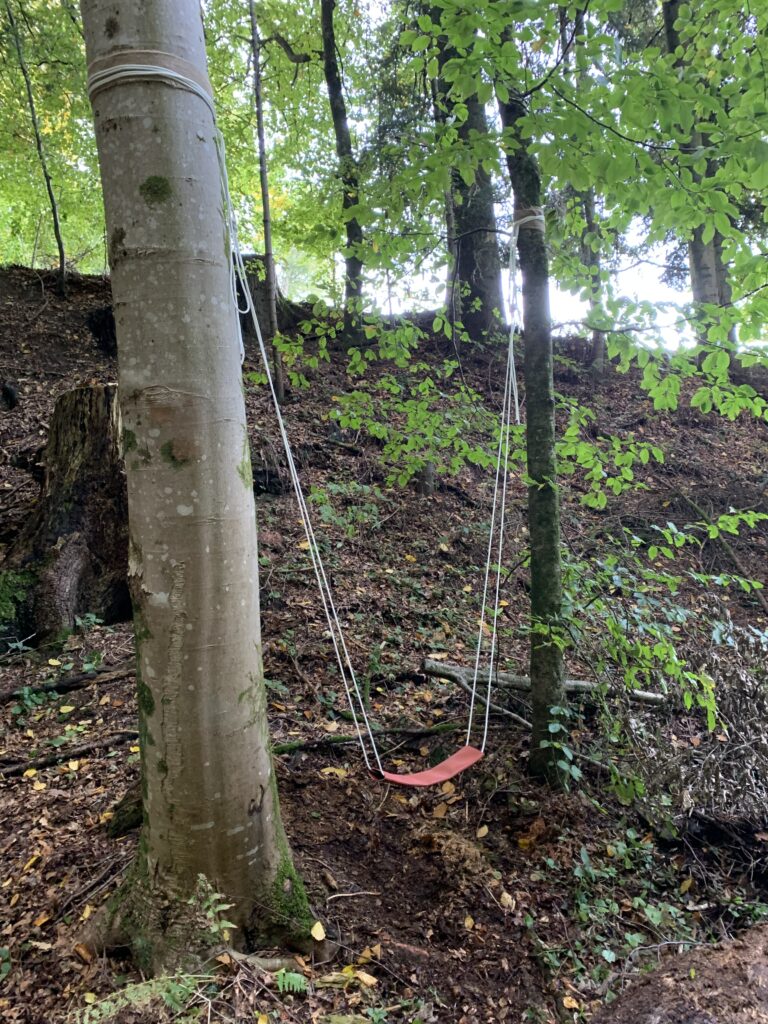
[498,90,566,783]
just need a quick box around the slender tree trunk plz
[452,94,504,340]
[320,0,364,339]
[431,11,504,339]
[429,75,461,318]
[560,7,606,372]
[5,0,67,296]
[249,0,284,403]
[497,89,565,783]
[80,0,310,971]
[662,0,735,346]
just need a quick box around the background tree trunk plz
[249,0,285,403]
[320,0,364,340]
[2,384,130,642]
[80,0,310,971]
[431,9,504,339]
[662,0,735,347]
[5,0,67,296]
[497,89,566,783]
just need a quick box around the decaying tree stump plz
[2,384,130,642]
[238,253,312,342]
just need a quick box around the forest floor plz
[1,265,768,1023]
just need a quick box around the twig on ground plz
[0,730,138,776]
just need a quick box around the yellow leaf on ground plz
[80,905,93,921]
[476,825,489,839]
[563,996,580,1009]
[99,695,111,706]
[73,943,94,964]
[462,585,472,593]
[48,659,61,667]
[404,553,416,562]
[59,706,75,714]
[441,781,455,796]
[321,767,348,779]
[311,920,326,942]
[355,970,377,987]
[680,877,693,894]
[464,915,474,930]
[33,913,50,928]
[32,781,46,792]
[68,760,80,771]
[432,802,448,819]
[23,768,37,779]
[23,854,40,872]
[129,746,140,753]
[83,994,97,1005]
[500,891,515,910]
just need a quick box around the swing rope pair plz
[87,50,541,785]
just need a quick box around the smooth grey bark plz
[80,0,310,971]
[320,0,364,338]
[249,0,285,404]
[497,89,565,783]
[5,0,67,296]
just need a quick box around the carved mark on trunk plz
[249,785,266,816]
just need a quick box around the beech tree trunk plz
[497,89,566,782]
[320,0,364,339]
[80,0,310,971]
[2,384,130,641]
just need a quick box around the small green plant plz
[72,974,211,1023]
[189,875,237,943]
[10,686,50,718]
[81,650,104,673]
[274,968,308,995]
[308,481,391,540]
[74,612,103,633]
[0,945,11,981]
[537,705,584,785]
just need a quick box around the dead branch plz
[421,658,666,706]
[1,660,133,705]
[0,730,139,776]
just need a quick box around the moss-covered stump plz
[1,384,129,644]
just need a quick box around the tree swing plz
[227,150,530,788]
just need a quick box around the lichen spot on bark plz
[123,428,138,452]
[137,678,155,717]
[109,226,127,265]
[237,432,253,489]
[104,15,119,37]
[160,440,190,470]
[139,176,173,207]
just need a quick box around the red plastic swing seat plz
[371,744,484,787]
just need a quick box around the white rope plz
[466,209,544,751]
[87,56,383,771]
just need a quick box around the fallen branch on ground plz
[421,659,666,706]
[0,730,139,776]
[1,660,134,705]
